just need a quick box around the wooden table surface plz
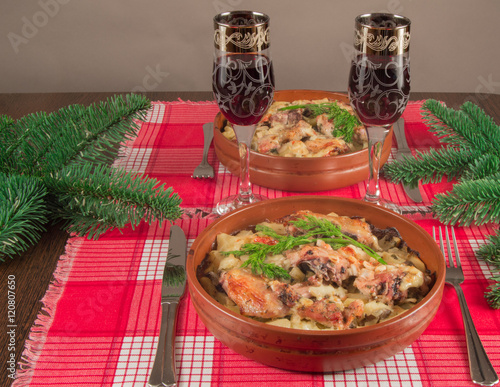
[0,91,499,387]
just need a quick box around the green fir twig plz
[383,99,500,307]
[0,94,183,260]
[383,99,500,226]
[477,228,500,309]
[0,173,48,260]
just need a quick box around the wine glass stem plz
[233,124,256,204]
[364,126,389,204]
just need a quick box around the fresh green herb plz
[223,215,385,280]
[291,216,385,264]
[278,102,361,142]
[225,225,310,280]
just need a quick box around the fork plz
[434,226,499,386]
[192,122,215,179]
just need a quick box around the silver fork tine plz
[451,227,461,267]
[192,123,215,179]
[438,227,445,258]
[445,227,455,268]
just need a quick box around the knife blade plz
[393,118,423,203]
[148,225,187,387]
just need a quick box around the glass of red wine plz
[348,13,411,213]
[212,11,275,215]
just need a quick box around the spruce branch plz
[485,277,500,310]
[46,164,182,239]
[1,94,150,177]
[383,99,500,225]
[384,146,477,188]
[477,228,500,309]
[0,94,183,259]
[431,177,500,226]
[421,99,500,153]
[0,115,14,131]
[383,99,500,307]
[0,173,48,261]
[477,228,500,269]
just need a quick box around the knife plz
[148,225,187,387]
[393,118,423,203]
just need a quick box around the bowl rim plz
[187,195,445,338]
[214,89,383,161]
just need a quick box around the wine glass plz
[212,10,275,215]
[347,13,411,213]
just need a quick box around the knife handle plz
[148,301,179,387]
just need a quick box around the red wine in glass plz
[213,53,274,126]
[212,10,274,215]
[348,54,410,128]
[348,53,410,211]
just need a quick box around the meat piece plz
[297,299,344,328]
[354,265,408,304]
[282,120,316,142]
[353,125,368,144]
[268,111,289,126]
[219,268,290,319]
[343,299,365,328]
[316,113,334,137]
[286,242,364,285]
[268,110,303,126]
[304,138,350,156]
[286,110,303,126]
[255,134,280,154]
[296,298,364,329]
[269,281,300,308]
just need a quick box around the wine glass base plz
[215,193,267,216]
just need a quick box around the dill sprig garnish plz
[278,102,361,142]
[292,216,385,264]
[223,215,385,280]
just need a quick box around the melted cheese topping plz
[200,211,432,331]
[222,99,367,158]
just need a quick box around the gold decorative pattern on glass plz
[214,11,270,52]
[353,13,410,56]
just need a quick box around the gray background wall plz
[2,0,499,95]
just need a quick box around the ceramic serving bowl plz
[186,196,445,373]
[213,90,393,192]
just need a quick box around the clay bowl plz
[213,89,393,192]
[186,196,445,373]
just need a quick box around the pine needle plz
[1,94,150,176]
[479,227,500,309]
[432,177,500,226]
[383,99,500,225]
[383,147,477,187]
[0,94,183,258]
[46,163,183,239]
[0,173,48,260]
[383,99,500,308]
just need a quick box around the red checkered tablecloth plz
[12,99,500,386]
